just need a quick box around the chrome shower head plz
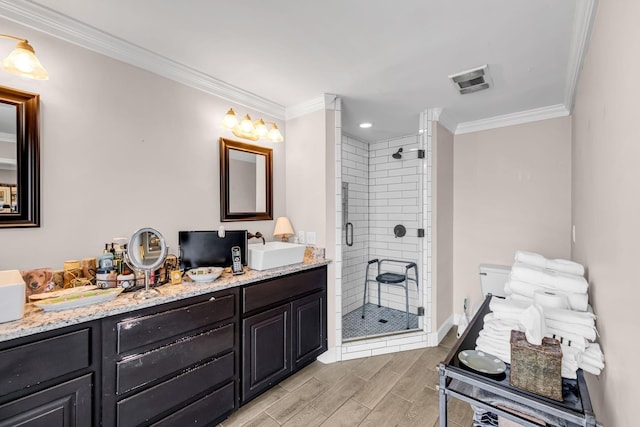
[392,148,403,159]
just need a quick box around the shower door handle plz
[346,222,354,246]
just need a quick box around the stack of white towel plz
[475,250,605,379]
[507,250,589,311]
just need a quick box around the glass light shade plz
[267,124,284,142]
[255,119,268,137]
[273,217,295,241]
[240,114,255,133]
[222,108,238,129]
[1,41,48,80]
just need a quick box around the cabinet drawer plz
[117,353,234,427]
[117,323,234,395]
[243,267,326,314]
[117,292,235,354]
[151,382,235,427]
[0,329,90,397]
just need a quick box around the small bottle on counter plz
[99,252,114,269]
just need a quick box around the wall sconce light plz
[0,34,48,80]
[222,108,284,142]
[273,216,295,242]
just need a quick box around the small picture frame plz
[170,270,182,285]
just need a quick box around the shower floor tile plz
[343,303,419,340]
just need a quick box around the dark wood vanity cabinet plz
[0,324,99,427]
[101,287,239,427]
[241,267,327,403]
[0,264,327,426]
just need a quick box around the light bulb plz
[240,114,255,133]
[255,119,268,138]
[1,41,48,80]
[222,108,238,129]
[267,124,283,142]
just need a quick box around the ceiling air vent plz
[448,64,492,95]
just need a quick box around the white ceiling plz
[2,0,595,142]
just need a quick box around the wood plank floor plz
[219,329,473,427]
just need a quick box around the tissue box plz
[510,330,563,401]
[0,270,26,323]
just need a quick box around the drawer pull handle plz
[209,296,216,301]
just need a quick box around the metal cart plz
[438,295,601,427]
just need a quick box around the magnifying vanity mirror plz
[220,137,272,221]
[126,227,168,299]
[0,85,40,228]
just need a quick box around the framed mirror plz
[0,85,39,228]
[220,137,273,222]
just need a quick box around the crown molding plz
[286,95,326,120]
[455,104,570,135]
[564,0,598,112]
[435,109,457,134]
[0,0,286,120]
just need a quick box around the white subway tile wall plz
[367,134,423,314]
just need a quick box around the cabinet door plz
[0,374,92,427]
[292,291,327,368]
[242,304,291,403]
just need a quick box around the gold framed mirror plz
[220,137,273,222]
[0,85,39,228]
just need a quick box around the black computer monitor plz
[178,230,247,270]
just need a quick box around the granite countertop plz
[0,257,330,343]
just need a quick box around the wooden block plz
[509,330,563,401]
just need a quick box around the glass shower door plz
[341,133,426,341]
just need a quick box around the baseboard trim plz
[435,314,454,345]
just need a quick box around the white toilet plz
[479,264,511,298]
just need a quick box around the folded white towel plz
[515,250,585,276]
[563,356,580,372]
[584,342,605,362]
[580,362,602,376]
[545,307,596,327]
[561,343,583,356]
[546,327,588,350]
[479,328,511,342]
[489,296,529,314]
[546,319,597,341]
[562,367,578,379]
[492,312,523,323]
[507,293,534,305]
[482,313,523,332]
[581,353,605,369]
[511,262,589,294]
[506,279,589,311]
[475,336,511,364]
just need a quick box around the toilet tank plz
[479,264,511,297]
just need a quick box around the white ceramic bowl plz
[186,267,223,283]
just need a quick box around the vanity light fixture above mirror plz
[0,34,48,80]
[222,108,283,142]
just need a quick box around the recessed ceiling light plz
[359,122,372,128]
